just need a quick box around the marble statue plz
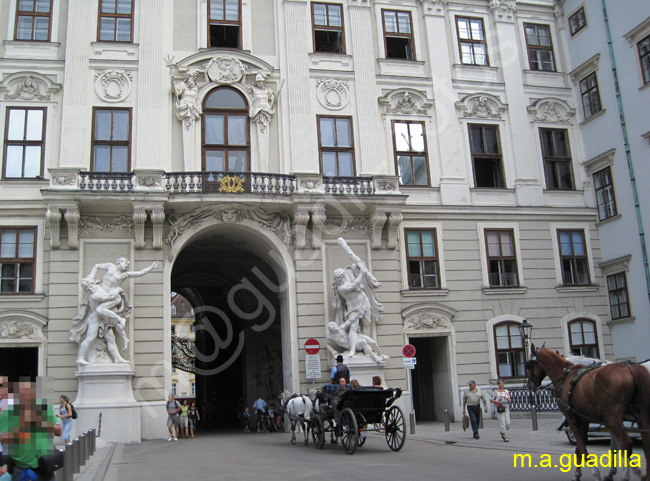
[243,72,278,133]
[329,238,386,361]
[173,69,202,128]
[71,258,161,365]
[326,322,389,363]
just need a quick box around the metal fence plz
[509,387,559,413]
[59,428,96,481]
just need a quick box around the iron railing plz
[508,387,559,412]
[163,172,297,195]
[79,172,134,191]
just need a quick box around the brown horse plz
[526,346,650,481]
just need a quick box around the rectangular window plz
[594,167,617,221]
[15,0,52,41]
[0,227,35,294]
[172,382,177,396]
[494,323,525,378]
[558,229,590,286]
[3,107,45,179]
[456,17,488,66]
[485,229,518,287]
[540,128,574,190]
[393,121,428,186]
[312,3,345,54]
[191,382,196,396]
[607,273,630,320]
[98,0,133,42]
[209,0,241,48]
[405,229,439,289]
[382,10,415,60]
[92,108,131,172]
[568,7,587,36]
[639,35,650,85]
[468,124,504,188]
[524,23,556,72]
[568,320,599,357]
[579,72,602,119]
[318,116,354,176]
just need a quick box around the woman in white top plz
[490,379,512,442]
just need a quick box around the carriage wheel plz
[275,416,285,432]
[357,425,367,447]
[384,406,406,451]
[312,417,325,449]
[340,408,358,455]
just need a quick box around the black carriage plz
[310,387,406,454]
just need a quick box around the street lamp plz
[518,319,537,431]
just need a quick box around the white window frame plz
[550,223,597,289]
[623,17,650,88]
[450,13,494,67]
[198,0,251,51]
[560,312,605,357]
[0,218,45,296]
[477,223,525,291]
[486,315,527,380]
[399,221,448,293]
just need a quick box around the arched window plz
[568,319,599,358]
[202,88,250,172]
[493,321,525,378]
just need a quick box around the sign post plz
[304,339,321,390]
[403,344,417,434]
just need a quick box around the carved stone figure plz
[70,258,161,365]
[326,322,388,363]
[173,69,202,128]
[243,72,278,133]
[330,238,385,360]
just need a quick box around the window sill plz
[377,58,426,77]
[401,288,449,297]
[309,52,352,68]
[90,42,139,60]
[523,69,566,88]
[3,40,60,60]
[1,177,49,183]
[608,316,635,326]
[452,63,499,83]
[596,213,621,227]
[580,109,606,126]
[0,294,45,302]
[640,81,650,92]
[555,285,599,293]
[482,287,527,295]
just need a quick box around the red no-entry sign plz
[402,344,416,358]
[305,338,320,355]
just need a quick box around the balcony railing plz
[163,172,297,195]
[323,176,374,195]
[79,172,134,191]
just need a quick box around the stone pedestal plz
[334,356,386,386]
[73,364,141,443]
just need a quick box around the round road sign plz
[402,344,416,358]
[305,338,320,355]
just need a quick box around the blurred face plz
[59,396,65,404]
[183,400,188,405]
[168,395,174,402]
[498,380,505,389]
[339,378,346,389]
[469,382,476,390]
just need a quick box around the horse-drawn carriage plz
[310,387,406,454]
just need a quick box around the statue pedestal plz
[73,364,141,443]
[335,356,387,386]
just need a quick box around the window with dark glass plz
[312,3,344,54]
[524,23,556,72]
[0,227,35,294]
[579,72,602,119]
[494,322,525,378]
[558,229,590,286]
[594,167,617,221]
[540,128,574,190]
[209,0,241,48]
[98,0,133,42]
[456,17,488,66]
[468,124,504,188]
[393,121,428,186]
[15,0,52,41]
[568,320,599,357]
[3,108,45,179]
[639,35,650,85]
[92,108,131,172]
[607,273,630,321]
[382,10,415,60]
[568,7,587,36]
[318,116,354,176]
[202,88,250,172]
[486,229,518,287]
[405,229,439,289]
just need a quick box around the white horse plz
[280,390,314,445]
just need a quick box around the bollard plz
[531,405,539,431]
[479,410,484,430]
[409,411,416,435]
[63,443,74,481]
[90,428,96,456]
[72,439,81,474]
[79,434,87,465]
[444,409,450,432]
[84,431,91,461]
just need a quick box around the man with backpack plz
[166,395,181,441]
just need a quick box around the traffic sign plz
[402,357,417,366]
[305,354,321,379]
[305,338,320,355]
[402,344,416,358]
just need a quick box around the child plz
[243,407,251,432]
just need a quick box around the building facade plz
[0,0,618,439]
[560,0,650,360]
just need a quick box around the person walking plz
[166,394,181,441]
[188,402,200,438]
[56,395,74,445]
[330,354,350,385]
[491,379,512,442]
[179,399,190,438]
[253,395,267,433]
[462,380,488,439]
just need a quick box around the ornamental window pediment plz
[455,93,507,120]
[402,303,457,333]
[0,72,61,101]
[527,98,576,124]
[0,312,46,342]
[379,89,433,116]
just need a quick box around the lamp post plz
[518,319,538,430]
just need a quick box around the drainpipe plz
[601,0,650,300]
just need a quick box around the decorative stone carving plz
[527,98,575,123]
[383,91,431,116]
[402,304,457,333]
[300,177,322,190]
[323,217,372,235]
[456,93,507,120]
[377,181,396,192]
[0,320,41,340]
[95,69,133,102]
[46,207,62,249]
[311,208,327,249]
[204,56,247,84]
[489,0,517,19]
[293,209,310,249]
[418,0,448,12]
[151,208,165,250]
[4,76,50,100]
[554,3,564,19]
[316,79,349,110]
[386,211,403,249]
[406,312,449,330]
[65,207,80,250]
[370,210,387,249]
[173,69,203,129]
[79,215,135,234]
[329,238,388,362]
[52,174,76,186]
[133,208,147,249]
[137,175,160,188]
